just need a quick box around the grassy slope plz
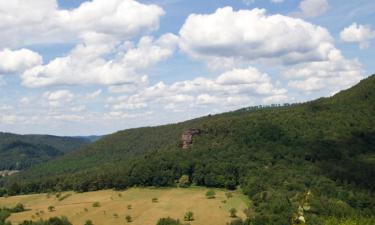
[0,188,248,225]
[16,74,375,180]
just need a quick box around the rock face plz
[181,129,201,149]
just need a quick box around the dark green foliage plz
[184,211,194,221]
[92,202,100,207]
[2,75,375,224]
[18,216,72,225]
[0,133,89,170]
[229,208,237,218]
[227,218,252,225]
[125,215,132,223]
[156,218,182,225]
[84,220,93,225]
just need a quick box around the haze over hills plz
[0,133,93,171]
[1,74,374,224]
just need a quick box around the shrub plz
[229,208,237,218]
[178,175,190,188]
[58,194,72,201]
[184,211,194,221]
[48,206,55,212]
[156,217,182,225]
[125,215,133,223]
[225,192,233,199]
[152,198,159,203]
[92,202,101,207]
[84,220,93,225]
[127,205,132,210]
[206,190,216,199]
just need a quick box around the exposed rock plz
[0,170,19,177]
[181,129,201,149]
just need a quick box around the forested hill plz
[2,75,375,225]
[0,133,90,170]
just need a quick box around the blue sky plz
[0,0,374,136]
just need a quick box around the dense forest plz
[0,133,91,170]
[1,75,375,225]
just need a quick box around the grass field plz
[0,187,250,225]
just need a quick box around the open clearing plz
[0,187,250,225]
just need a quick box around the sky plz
[0,0,374,136]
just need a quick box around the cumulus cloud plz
[284,48,363,92]
[0,49,42,74]
[0,0,165,48]
[179,7,334,69]
[340,23,375,49]
[107,67,288,113]
[299,0,329,18]
[43,90,75,107]
[21,33,178,87]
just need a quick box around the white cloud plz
[0,0,165,48]
[285,48,363,92]
[271,0,284,3]
[179,7,334,69]
[107,67,288,113]
[299,0,329,18]
[340,23,375,49]
[22,33,178,87]
[43,90,75,107]
[0,49,42,74]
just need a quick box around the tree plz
[184,211,194,221]
[48,206,55,212]
[206,190,216,199]
[92,202,100,207]
[229,208,237,218]
[84,220,93,225]
[156,218,182,225]
[125,215,132,223]
[178,175,190,188]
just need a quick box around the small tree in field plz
[126,215,133,223]
[184,211,194,221]
[92,202,101,207]
[206,190,216,199]
[84,220,93,225]
[48,205,55,212]
[178,175,190,188]
[229,208,237,218]
[156,217,182,225]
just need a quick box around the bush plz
[184,211,194,221]
[152,198,159,203]
[229,208,237,218]
[84,220,93,225]
[127,205,132,210]
[225,192,233,199]
[92,202,100,207]
[48,206,55,212]
[206,190,216,199]
[178,175,190,188]
[156,217,182,225]
[125,215,132,223]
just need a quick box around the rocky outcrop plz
[181,129,201,149]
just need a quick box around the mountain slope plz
[15,74,375,179]
[3,74,375,225]
[0,133,90,170]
